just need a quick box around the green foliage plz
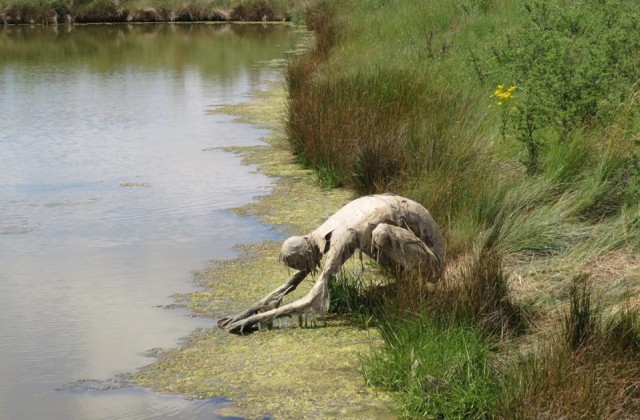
[49,0,71,15]
[489,0,640,172]
[0,0,301,23]
[363,315,498,419]
[290,0,640,417]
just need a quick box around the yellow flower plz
[490,84,517,106]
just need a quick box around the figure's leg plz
[371,223,441,282]
[218,269,308,328]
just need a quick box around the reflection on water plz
[0,24,297,419]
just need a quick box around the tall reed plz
[496,280,640,418]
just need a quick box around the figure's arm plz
[222,229,358,334]
[217,269,309,328]
[223,270,332,333]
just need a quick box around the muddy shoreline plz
[130,81,395,418]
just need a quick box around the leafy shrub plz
[50,0,71,16]
[489,0,640,172]
[230,0,276,21]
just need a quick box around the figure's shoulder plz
[364,193,399,202]
[350,194,397,209]
[370,193,408,205]
[372,193,430,213]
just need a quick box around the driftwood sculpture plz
[218,193,445,333]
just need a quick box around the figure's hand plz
[218,312,261,332]
[217,317,233,328]
[223,316,261,334]
[217,314,248,329]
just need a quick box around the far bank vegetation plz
[0,0,299,24]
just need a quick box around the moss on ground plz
[131,75,394,418]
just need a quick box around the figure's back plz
[311,194,445,265]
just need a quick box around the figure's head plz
[279,235,320,272]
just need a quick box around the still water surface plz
[0,24,298,419]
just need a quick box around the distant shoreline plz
[0,0,296,25]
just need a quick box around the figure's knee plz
[371,224,391,253]
[371,223,441,282]
[371,223,393,266]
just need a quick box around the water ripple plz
[0,23,297,420]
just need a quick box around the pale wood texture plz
[219,194,445,333]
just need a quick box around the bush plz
[489,0,640,172]
[230,0,276,21]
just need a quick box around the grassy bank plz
[290,0,640,417]
[0,0,303,24]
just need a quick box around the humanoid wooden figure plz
[218,194,445,333]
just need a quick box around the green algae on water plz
[120,182,151,188]
[131,72,394,418]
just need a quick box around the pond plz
[0,23,298,419]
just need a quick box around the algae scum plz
[132,83,394,418]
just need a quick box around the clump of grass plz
[454,251,531,336]
[382,249,531,337]
[497,336,639,419]
[229,0,274,21]
[606,308,640,353]
[328,269,385,327]
[362,314,498,419]
[1,0,58,23]
[497,279,640,418]
[564,275,599,350]
[74,0,126,22]
[342,248,529,418]
[303,0,338,57]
